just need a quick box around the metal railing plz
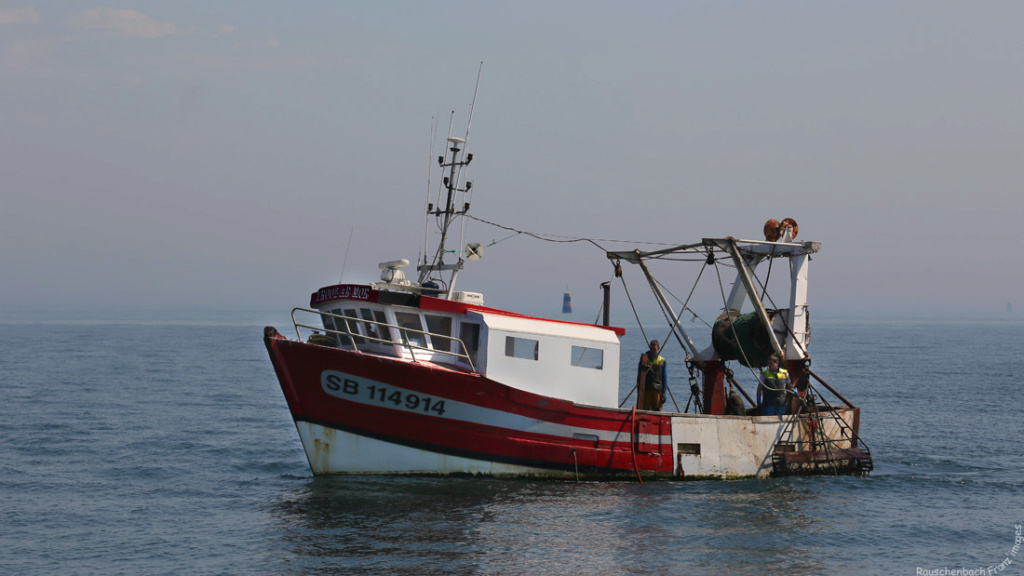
[291,307,476,372]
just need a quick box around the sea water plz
[0,311,1021,576]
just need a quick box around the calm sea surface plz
[1,311,1021,576]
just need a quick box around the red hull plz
[265,337,674,477]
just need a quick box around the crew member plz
[757,353,792,416]
[637,340,667,411]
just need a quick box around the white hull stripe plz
[321,370,668,445]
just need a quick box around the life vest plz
[760,367,790,405]
[641,353,666,391]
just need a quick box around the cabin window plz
[459,323,480,367]
[360,308,391,343]
[571,346,604,370]
[373,310,390,341]
[322,310,336,331]
[395,312,425,347]
[320,309,338,340]
[341,309,364,344]
[505,336,539,361]
[329,308,354,347]
[424,314,453,350]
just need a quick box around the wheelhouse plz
[296,283,626,408]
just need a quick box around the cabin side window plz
[505,336,539,361]
[395,312,425,346]
[424,314,453,351]
[459,322,481,368]
[570,346,604,370]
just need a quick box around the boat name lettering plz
[314,285,371,303]
[322,372,446,416]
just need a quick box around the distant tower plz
[562,290,572,314]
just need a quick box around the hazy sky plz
[3,1,1022,321]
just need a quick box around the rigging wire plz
[616,271,650,409]
[760,245,776,302]
[640,259,686,410]
[466,214,678,251]
[422,115,437,267]
[455,62,483,273]
[619,275,649,346]
[652,266,713,330]
[483,230,523,248]
[640,252,713,412]
[647,248,715,411]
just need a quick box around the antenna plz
[338,225,355,282]
[450,62,483,295]
[416,66,484,296]
[422,115,437,270]
[463,61,483,144]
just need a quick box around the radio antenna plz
[463,61,483,144]
[422,115,437,269]
[338,225,355,282]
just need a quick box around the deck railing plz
[290,307,476,372]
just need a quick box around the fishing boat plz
[263,117,871,481]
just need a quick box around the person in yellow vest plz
[757,353,792,416]
[637,340,667,411]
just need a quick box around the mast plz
[417,135,474,295]
[416,65,483,297]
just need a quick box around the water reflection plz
[266,475,847,576]
[269,476,540,575]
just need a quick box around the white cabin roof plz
[470,311,620,345]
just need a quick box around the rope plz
[466,214,678,251]
[630,407,643,483]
